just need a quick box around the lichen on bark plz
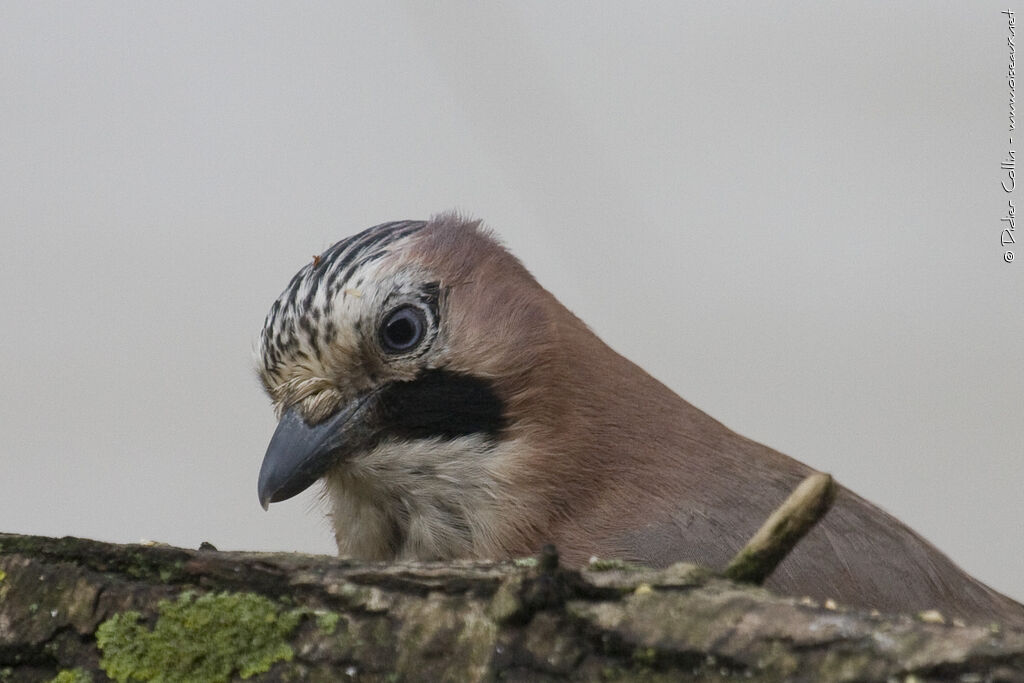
[0,532,1022,682]
[95,591,301,682]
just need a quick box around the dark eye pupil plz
[386,317,415,346]
[381,306,424,352]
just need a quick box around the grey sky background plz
[2,3,1022,603]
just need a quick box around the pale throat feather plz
[323,434,531,561]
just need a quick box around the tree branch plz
[724,472,837,584]
[1,530,1022,682]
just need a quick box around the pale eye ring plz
[379,305,426,353]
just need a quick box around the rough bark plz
[1,533,1023,682]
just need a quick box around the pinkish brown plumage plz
[257,212,1024,628]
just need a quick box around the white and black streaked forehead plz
[258,220,428,385]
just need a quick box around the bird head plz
[255,214,573,558]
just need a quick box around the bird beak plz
[257,398,373,510]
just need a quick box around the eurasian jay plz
[256,214,1024,627]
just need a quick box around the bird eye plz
[379,305,426,354]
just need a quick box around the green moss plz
[599,664,680,683]
[95,591,302,682]
[721,549,763,583]
[315,610,340,635]
[512,557,538,568]
[632,647,657,665]
[0,569,6,582]
[49,669,93,683]
[588,558,643,572]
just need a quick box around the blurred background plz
[1,3,1021,602]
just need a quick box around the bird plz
[255,213,1024,628]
